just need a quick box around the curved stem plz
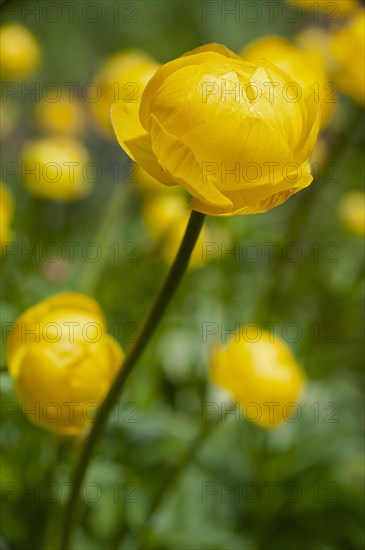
[61,209,205,550]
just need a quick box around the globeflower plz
[21,137,92,201]
[0,23,41,80]
[241,35,335,129]
[331,9,365,105]
[211,327,305,428]
[0,182,14,248]
[111,44,320,216]
[35,91,86,137]
[90,49,160,136]
[7,293,124,435]
[338,191,365,236]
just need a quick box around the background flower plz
[21,137,92,201]
[0,23,40,80]
[211,327,305,428]
[7,293,123,435]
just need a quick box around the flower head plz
[21,137,92,201]
[211,327,305,428]
[0,23,40,80]
[0,182,14,248]
[331,9,365,105]
[90,49,159,137]
[112,44,320,216]
[338,190,365,236]
[36,91,86,137]
[7,293,124,435]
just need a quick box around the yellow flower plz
[90,49,159,137]
[0,23,41,80]
[0,182,14,248]
[288,0,359,16]
[35,91,85,137]
[241,35,335,129]
[295,27,335,72]
[338,191,365,236]
[21,137,92,201]
[111,44,320,217]
[7,293,124,435]
[211,327,305,428]
[331,9,365,105]
[143,193,210,269]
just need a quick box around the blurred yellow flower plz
[21,137,92,201]
[0,182,14,248]
[338,191,365,236]
[90,49,159,137]
[143,193,210,269]
[0,23,41,80]
[331,9,365,105]
[35,92,86,137]
[7,293,124,435]
[211,327,305,428]
[112,43,320,217]
[241,35,336,129]
[288,0,359,16]
[295,27,335,72]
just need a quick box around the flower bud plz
[331,9,365,105]
[211,327,305,428]
[21,137,92,201]
[90,49,159,137]
[112,43,320,216]
[0,182,14,249]
[338,191,365,236]
[0,24,40,80]
[7,293,124,435]
[35,91,86,137]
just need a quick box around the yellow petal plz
[149,114,233,209]
[111,101,172,185]
[191,162,313,216]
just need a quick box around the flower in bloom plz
[0,182,14,248]
[338,191,365,236]
[294,27,335,73]
[142,193,211,269]
[35,91,86,137]
[241,35,335,129]
[331,9,365,105]
[111,44,320,216]
[0,23,41,79]
[21,137,92,201]
[211,327,305,428]
[90,49,160,137]
[287,0,360,16]
[7,293,124,435]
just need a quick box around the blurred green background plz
[1,1,364,549]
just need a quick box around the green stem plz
[61,209,205,550]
